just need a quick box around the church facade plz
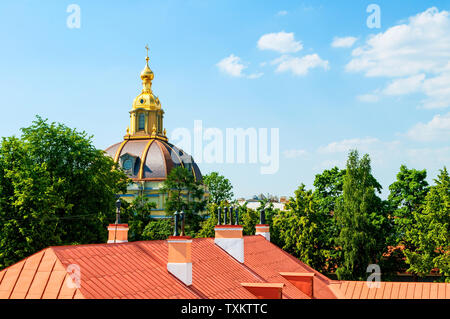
[105,50,203,217]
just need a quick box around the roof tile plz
[413,283,423,299]
[438,283,446,299]
[41,267,66,299]
[0,260,26,299]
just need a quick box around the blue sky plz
[1,0,449,199]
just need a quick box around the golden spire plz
[140,44,153,93]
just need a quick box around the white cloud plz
[283,149,308,159]
[383,74,426,95]
[257,31,303,53]
[216,54,247,77]
[357,93,380,103]
[277,10,288,16]
[406,112,450,141]
[421,70,450,108]
[346,7,450,108]
[331,36,358,48]
[247,72,264,79]
[318,137,381,154]
[405,146,450,168]
[272,54,329,76]
[216,55,263,79]
[317,137,404,171]
[347,7,450,77]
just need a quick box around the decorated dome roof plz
[131,46,161,111]
[105,46,202,182]
[132,92,161,110]
[140,62,154,81]
[105,138,202,182]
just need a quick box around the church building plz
[105,50,203,216]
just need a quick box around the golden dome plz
[140,57,154,81]
[132,92,161,110]
[126,46,166,138]
[133,47,161,110]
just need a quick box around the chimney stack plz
[167,236,193,286]
[255,208,270,241]
[215,206,244,263]
[107,224,129,243]
[167,211,192,285]
[107,198,129,243]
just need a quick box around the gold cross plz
[145,44,149,58]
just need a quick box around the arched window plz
[138,114,145,131]
[157,114,161,132]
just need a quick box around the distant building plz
[237,197,288,211]
[104,51,203,216]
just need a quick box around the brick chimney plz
[214,206,245,263]
[107,197,128,244]
[214,225,244,263]
[107,224,129,243]
[280,272,315,298]
[167,236,192,286]
[255,208,270,241]
[255,225,270,241]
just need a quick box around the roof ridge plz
[0,246,51,274]
[262,237,333,285]
[47,247,86,299]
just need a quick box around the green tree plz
[313,167,345,213]
[141,218,173,240]
[272,184,330,271]
[160,167,206,236]
[404,167,450,281]
[203,172,234,204]
[240,204,259,236]
[386,165,429,276]
[313,167,346,274]
[121,195,157,241]
[0,116,128,269]
[388,165,429,246]
[197,203,220,238]
[335,150,390,280]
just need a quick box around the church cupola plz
[125,45,167,141]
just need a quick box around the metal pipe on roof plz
[260,208,266,225]
[223,206,228,224]
[115,198,122,224]
[180,211,185,236]
[217,207,222,225]
[173,211,180,236]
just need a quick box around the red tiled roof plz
[335,281,450,299]
[0,235,448,299]
[244,236,337,299]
